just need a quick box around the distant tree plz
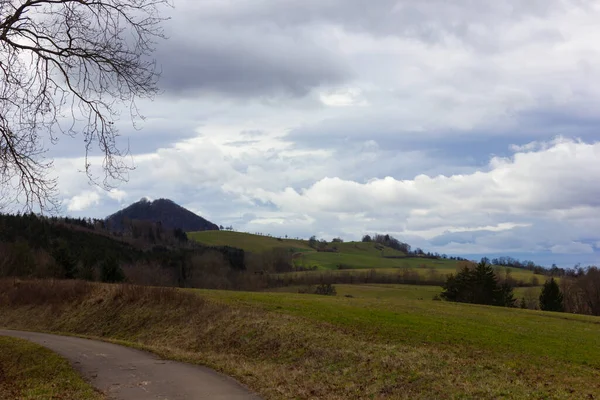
[332,237,344,243]
[520,297,527,309]
[441,258,515,307]
[308,235,317,248]
[539,278,564,312]
[51,241,77,279]
[100,256,125,283]
[362,235,372,242]
[173,228,188,242]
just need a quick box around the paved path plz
[0,329,261,400]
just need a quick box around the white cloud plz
[319,88,368,107]
[66,191,101,212]
[107,189,128,202]
[255,139,600,220]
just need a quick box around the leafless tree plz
[0,0,171,212]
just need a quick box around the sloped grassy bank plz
[0,280,598,399]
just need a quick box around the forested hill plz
[0,213,245,286]
[106,198,219,232]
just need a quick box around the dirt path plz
[0,329,261,400]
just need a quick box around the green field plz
[189,230,450,270]
[0,336,102,400]
[202,287,600,370]
[188,230,313,253]
[1,280,598,399]
[189,231,545,286]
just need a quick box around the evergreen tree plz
[51,241,77,279]
[520,297,527,309]
[441,258,515,307]
[100,256,125,283]
[539,278,564,312]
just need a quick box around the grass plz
[269,283,444,300]
[188,230,313,253]
[0,335,103,400]
[271,283,545,303]
[294,251,452,270]
[1,279,598,399]
[190,231,545,287]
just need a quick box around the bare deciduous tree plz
[0,0,171,211]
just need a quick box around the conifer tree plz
[539,278,564,312]
[441,258,515,307]
[100,256,125,283]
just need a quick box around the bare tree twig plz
[0,0,172,213]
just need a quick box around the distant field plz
[294,250,452,270]
[268,283,443,299]
[189,231,545,285]
[0,336,102,400]
[188,230,313,253]
[190,230,459,271]
[273,266,543,288]
[269,283,545,302]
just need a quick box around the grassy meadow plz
[188,230,313,253]
[190,231,545,287]
[0,280,598,399]
[0,336,103,400]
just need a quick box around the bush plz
[314,283,337,296]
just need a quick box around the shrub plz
[314,283,337,296]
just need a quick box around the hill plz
[106,198,219,232]
[0,213,246,285]
[189,230,454,270]
[188,230,313,253]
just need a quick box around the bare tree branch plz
[0,0,171,213]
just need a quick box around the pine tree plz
[100,256,125,283]
[520,297,527,309]
[51,241,77,279]
[539,278,564,312]
[441,258,515,307]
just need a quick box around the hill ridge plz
[106,198,219,232]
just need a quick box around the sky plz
[45,0,600,267]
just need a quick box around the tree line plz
[0,212,251,289]
[440,258,599,316]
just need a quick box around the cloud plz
[190,0,564,46]
[66,191,101,212]
[107,189,128,202]
[156,21,349,98]
[551,242,595,254]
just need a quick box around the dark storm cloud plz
[195,0,568,45]
[155,22,350,98]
